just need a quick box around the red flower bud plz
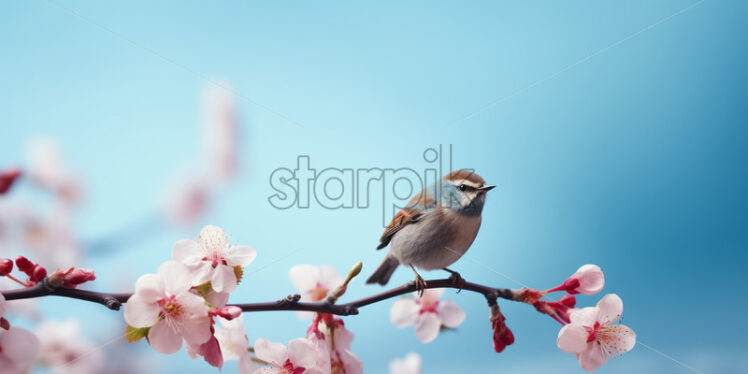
[15,256,34,274]
[62,268,96,288]
[31,265,47,282]
[490,305,514,353]
[0,317,10,330]
[533,294,577,324]
[0,259,13,276]
[0,168,21,195]
[214,306,242,321]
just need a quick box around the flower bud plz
[533,294,577,324]
[214,306,242,320]
[0,317,9,330]
[15,256,34,274]
[0,259,13,276]
[490,305,514,353]
[63,268,96,287]
[0,168,21,195]
[548,264,604,295]
[31,265,47,282]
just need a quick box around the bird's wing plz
[376,191,436,249]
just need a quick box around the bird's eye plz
[458,184,467,191]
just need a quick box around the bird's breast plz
[390,208,482,270]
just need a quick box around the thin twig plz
[1,278,518,315]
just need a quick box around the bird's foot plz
[444,268,466,293]
[411,274,427,297]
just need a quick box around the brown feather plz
[444,169,485,186]
[376,190,435,249]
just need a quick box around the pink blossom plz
[203,83,239,181]
[214,316,255,374]
[26,137,83,205]
[308,314,363,374]
[162,175,211,225]
[186,334,224,369]
[172,225,256,293]
[550,264,605,295]
[124,261,212,354]
[389,352,422,374]
[289,265,343,319]
[390,288,466,343]
[0,325,40,374]
[252,337,328,374]
[557,294,636,371]
[36,319,103,374]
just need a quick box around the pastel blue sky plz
[1,1,746,373]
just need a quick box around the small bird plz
[366,170,495,293]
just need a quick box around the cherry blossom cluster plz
[0,221,637,373]
[124,225,256,369]
[512,264,637,371]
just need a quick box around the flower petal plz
[436,299,466,328]
[574,264,604,295]
[599,324,636,357]
[0,326,40,366]
[419,288,444,305]
[253,338,287,366]
[172,239,203,265]
[286,338,318,368]
[414,313,442,343]
[596,294,623,324]
[578,341,609,371]
[557,324,588,354]
[389,352,422,374]
[390,298,419,327]
[317,265,343,290]
[569,306,598,326]
[158,261,192,295]
[212,265,237,293]
[179,316,212,345]
[133,273,165,303]
[123,294,160,328]
[148,320,183,354]
[226,245,256,267]
[289,265,319,292]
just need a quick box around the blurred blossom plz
[214,316,254,374]
[36,319,102,374]
[26,137,83,205]
[389,352,422,374]
[203,83,239,182]
[23,207,80,270]
[161,174,211,226]
[289,265,344,319]
[390,289,466,343]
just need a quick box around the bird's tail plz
[366,256,400,285]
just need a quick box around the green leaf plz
[126,325,150,343]
[234,265,244,285]
[193,281,213,297]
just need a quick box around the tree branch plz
[1,278,519,315]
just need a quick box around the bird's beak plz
[479,185,496,192]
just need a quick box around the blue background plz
[1,1,746,373]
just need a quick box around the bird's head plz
[439,170,495,216]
